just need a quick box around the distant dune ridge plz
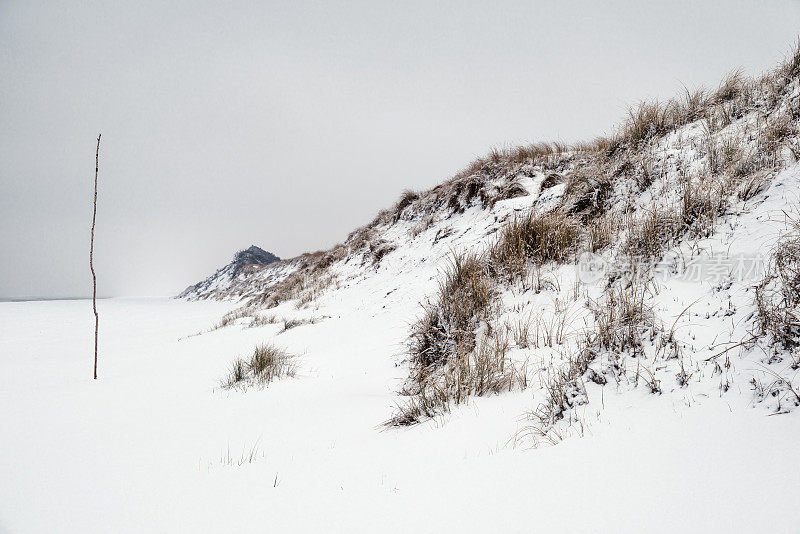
[231,246,279,274]
[179,245,281,300]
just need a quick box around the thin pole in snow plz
[90,134,101,380]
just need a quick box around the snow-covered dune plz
[3,49,800,533]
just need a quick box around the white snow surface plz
[1,297,798,533]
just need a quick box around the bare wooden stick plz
[91,134,101,379]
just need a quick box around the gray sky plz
[2,0,800,298]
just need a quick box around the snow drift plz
[185,44,800,437]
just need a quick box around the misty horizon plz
[3,1,800,298]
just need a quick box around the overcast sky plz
[2,1,800,298]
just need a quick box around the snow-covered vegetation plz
[185,41,800,436]
[3,44,800,533]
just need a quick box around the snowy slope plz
[179,63,800,434]
[3,50,800,533]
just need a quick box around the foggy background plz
[2,0,800,298]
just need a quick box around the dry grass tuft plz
[677,87,709,125]
[392,190,420,222]
[623,100,671,147]
[221,343,297,389]
[779,39,800,81]
[279,316,318,333]
[485,180,529,207]
[753,216,800,406]
[760,112,798,166]
[703,111,796,181]
[527,347,597,432]
[622,177,727,261]
[737,172,771,201]
[248,314,280,328]
[390,247,538,425]
[591,283,656,357]
[529,300,578,348]
[756,225,800,349]
[442,174,488,213]
[681,177,726,238]
[389,328,526,426]
[258,267,338,309]
[194,306,255,335]
[622,207,682,260]
[562,167,613,220]
[705,128,745,176]
[588,212,619,252]
[711,69,747,105]
[410,252,495,370]
[490,211,579,280]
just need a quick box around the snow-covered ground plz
[1,291,798,532]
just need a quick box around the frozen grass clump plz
[756,226,800,350]
[389,252,528,426]
[490,211,579,280]
[622,207,682,260]
[409,252,495,371]
[562,167,614,221]
[389,329,526,426]
[222,343,297,389]
[591,283,657,357]
[680,177,727,239]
